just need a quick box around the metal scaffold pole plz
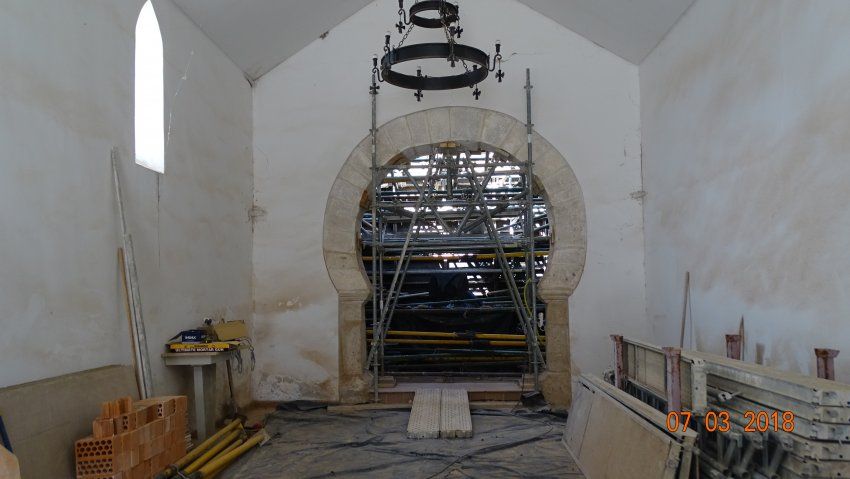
[370,74,380,402]
[525,68,540,391]
[360,80,549,383]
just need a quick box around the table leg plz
[193,365,206,440]
[225,359,238,416]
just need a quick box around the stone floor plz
[220,405,585,479]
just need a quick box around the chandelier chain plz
[398,22,416,48]
[439,1,472,77]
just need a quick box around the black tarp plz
[220,407,583,479]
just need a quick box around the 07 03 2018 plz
[665,410,796,433]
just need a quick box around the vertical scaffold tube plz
[525,68,540,391]
[370,73,380,402]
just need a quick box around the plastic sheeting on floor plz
[220,406,584,478]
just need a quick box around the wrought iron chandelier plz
[371,0,504,101]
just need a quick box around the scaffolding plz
[365,70,545,400]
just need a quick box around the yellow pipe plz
[156,418,244,479]
[212,438,244,460]
[205,439,244,479]
[195,429,270,478]
[362,251,549,261]
[184,429,242,474]
[369,338,528,347]
[367,329,545,342]
[398,356,526,362]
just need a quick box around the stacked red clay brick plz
[75,396,188,479]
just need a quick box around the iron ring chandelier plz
[409,1,459,28]
[371,0,504,101]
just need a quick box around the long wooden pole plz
[118,248,143,399]
[112,148,154,398]
[738,315,745,361]
[679,271,690,348]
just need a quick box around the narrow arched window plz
[134,1,164,173]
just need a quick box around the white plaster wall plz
[0,0,254,404]
[641,0,850,381]
[253,0,647,401]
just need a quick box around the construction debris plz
[75,395,187,479]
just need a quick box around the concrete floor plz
[220,406,584,479]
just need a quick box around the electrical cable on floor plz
[424,410,557,479]
[218,407,576,479]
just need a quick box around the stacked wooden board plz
[75,396,187,479]
[686,350,850,479]
[612,337,850,478]
[563,374,695,479]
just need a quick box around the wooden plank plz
[440,389,472,438]
[564,375,689,479]
[580,374,696,444]
[0,446,20,479]
[579,375,696,479]
[407,389,441,439]
[578,388,675,478]
[563,380,594,458]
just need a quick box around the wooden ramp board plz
[407,389,474,439]
[407,389,441,439]
[440,389,472,438]
[0,446,20,479]
[564,375,690,479]
[562,379,594,456]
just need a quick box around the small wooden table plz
[162,350,235,440]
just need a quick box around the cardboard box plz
[211,320,248,341]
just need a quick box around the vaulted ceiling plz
[171,0,696,81]
[517,0,695,64]
[171,0,373,80]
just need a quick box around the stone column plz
[539,289,572,410]
[338,290,372,404]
